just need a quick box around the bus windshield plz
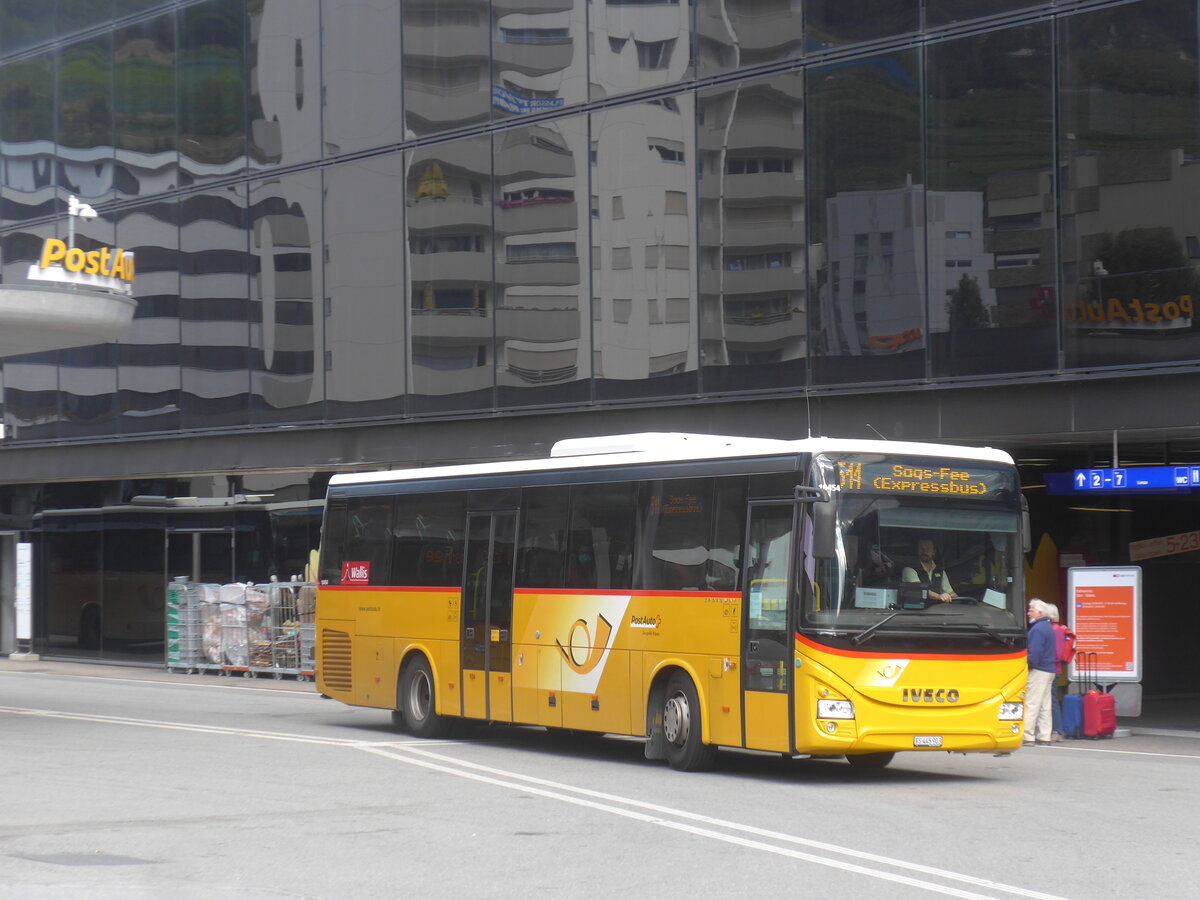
[803,453,1026,645]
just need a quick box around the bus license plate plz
[913,736,943,748]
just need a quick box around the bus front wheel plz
[400,656,451,739]
[661,672,717,772]
[845,752,894,770]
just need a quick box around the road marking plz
[362,742,1070,900]
[0,669,318,696]
[1049,744,1200,760]
[0,704,1070,900]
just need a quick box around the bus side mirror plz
[812,500,836,559]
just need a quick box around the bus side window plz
[342,496,395,585]
[516,486,569,588]
[320,501,348,584]
[393,493,466,587]
[568,483,635,590]
[708,477,747,591]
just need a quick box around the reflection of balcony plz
[493,40,574,75]
[497,259,580,287]
[719,314,805,345]
[497,307,581,341]
[407,200,492,231]
[403,87,489,130]
[989,263,1053,290]
[721,172,804,201]
[709,266,801,294]
[720,219,804,248]
[497,201,578,233]
[410,250,493,283]
[410,309,492,340]
[984,227,1053,255]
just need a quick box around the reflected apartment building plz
[2,1,1200,712]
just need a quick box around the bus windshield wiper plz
[959,621,1018,648]
[850,610,927,646]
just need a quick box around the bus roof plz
[329,433,1014,487]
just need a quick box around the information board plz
[16,541,31,641]
[1067,566,1141,683]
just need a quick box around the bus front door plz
[741,502,795,753]
[461,511,517,723]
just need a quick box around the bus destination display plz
[830,457,1012,498]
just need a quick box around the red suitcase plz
[1080,651,1116,739]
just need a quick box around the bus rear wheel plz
[661,672,717,772]
[845,752,894,770]
[400,656,451,739]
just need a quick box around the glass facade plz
[4,0,1200,439]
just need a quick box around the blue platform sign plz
[1072,466,1200,491]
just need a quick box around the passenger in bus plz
[900,536,957,604]
[567,544,596,588]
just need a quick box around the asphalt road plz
[0,662,1197,899]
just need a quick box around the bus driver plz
[901,536,957,604]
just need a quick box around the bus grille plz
[321,629,352,692]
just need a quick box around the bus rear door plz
[741,502,796,752]
[461,511,517,723]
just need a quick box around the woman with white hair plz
[1024,598,1057,745]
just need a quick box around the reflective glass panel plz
[247,0,321,168]
[320,0,404,156]
[697,0,804,77]
[492,0,585,121]
[57,213,120,439]
[698,72,806,394]
[926,1,1043,29]
[589,0,692,101]
[58,1,116,35]
[179,186,251,429]
[807,50,923,386]
[494,119,591,408]
[1,226,60,440]
[178,0,247,185]
[591,98,699,400]
[402,0,491,137]
[323,153,407,420]
[0,51,57,223]
[406,137,495,413]
[0,0,54,55]
[805,0,917,51]
[57,34,114,201]
[114,14,177,200]
[1060,1,1200,370]
[927,25,1056,377]
[249,171,323,424]
[117,201,183,435]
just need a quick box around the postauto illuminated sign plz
[27,238,136,295]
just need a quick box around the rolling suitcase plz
[1062,689,1083,739]
[1080,651,1116,739]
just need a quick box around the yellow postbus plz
[316,433,1029,770]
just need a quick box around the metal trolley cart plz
[165,578,318,680]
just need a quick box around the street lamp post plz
[66,195,98,249]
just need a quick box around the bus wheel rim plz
[663,692,689,746]
[410,669,431,720]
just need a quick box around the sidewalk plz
[0,654,317,693]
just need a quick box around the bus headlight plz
[817,699,855,719]
[998,702,1024,721]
